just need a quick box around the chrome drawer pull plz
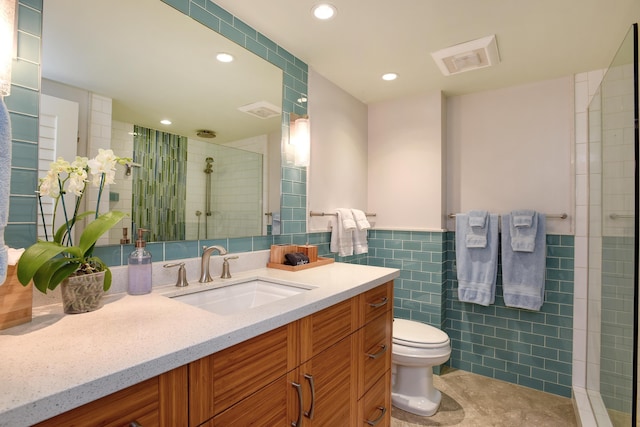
[304,373,316,419]
[368,297,388,308]
[129,423,142,427]
[291,382,304,427]
[366,344,388,359]
[366,406,387,426]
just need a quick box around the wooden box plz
[0,265,32,330]
[269,244,298,264]
[267,257,334,271]
[296,245,318,263]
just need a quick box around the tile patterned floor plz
[391,368,577,427]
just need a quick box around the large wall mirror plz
[41,0,284,244]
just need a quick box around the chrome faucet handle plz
[163,262,189,287]
[220,256,239,279]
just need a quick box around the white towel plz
[351,209,369,254]
[0,99,11,285]
[330,209,356,257]
[351,209,371,230]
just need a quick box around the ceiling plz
[41,0,283,144]
[213,0,640,104]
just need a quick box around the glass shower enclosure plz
[587,23,638,426]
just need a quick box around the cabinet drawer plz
[359,308,392,397]
[359,370,391,427]
[210,374,292,426]
[299,297,358,363]
[189,323,297,426]
[34,377,159,427]
[360,281,393,326]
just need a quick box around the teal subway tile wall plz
[447,233,574,397]
[600,236,635,413]
[5,0,41,250]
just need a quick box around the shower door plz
[587,23,639,427]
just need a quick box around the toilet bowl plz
[391,318,451,417]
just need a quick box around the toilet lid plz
[393,318,449,346]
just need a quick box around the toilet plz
[391,318,451,417]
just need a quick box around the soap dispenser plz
[128,228,152,295]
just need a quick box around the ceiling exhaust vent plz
[431,35,500,76]
[237,101,282,119]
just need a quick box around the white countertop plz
[0,262,399,427]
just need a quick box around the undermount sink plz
[171,279,314,316]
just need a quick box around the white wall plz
[307,69,369,231]
[446,77,574,234]
[368,92,446,231]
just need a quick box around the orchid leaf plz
[78,211,127,257]
[17,242,70,287]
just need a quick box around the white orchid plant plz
[17,149,129,293]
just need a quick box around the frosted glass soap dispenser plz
[128,228,152,295]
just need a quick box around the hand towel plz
[351,209,371,230]
[509,209,537,252]
[455,213,499,306]
[330,209,356,257]
[466,210,489,248]
[0,99,11,285]
[501,213,546,311]
[351,209,369,255]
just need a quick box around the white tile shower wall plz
[573,70,604,396]
[185,138,263,239]
[87,94,113,247]
[601,64,635,237]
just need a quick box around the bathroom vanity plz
[0,262,398,427]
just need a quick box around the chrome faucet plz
[199,245,228,283]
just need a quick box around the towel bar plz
[310,211,376,217]
[448,212,568,219]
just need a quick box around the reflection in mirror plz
[40,0,284,243]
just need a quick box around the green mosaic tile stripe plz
[5,0,42,250]
[133,126,187,242]
[446,232,574,398]
[600,235,635,413]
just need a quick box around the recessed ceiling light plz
[312,4,336,20]
[160,119,172,125]
[216,52,234,63]
[382,73,398,81]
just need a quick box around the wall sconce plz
[0,0,17,97]
[290,115,310,167]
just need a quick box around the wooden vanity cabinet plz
[33,366,188,427]
[34,281,393,427]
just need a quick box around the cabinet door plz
[210,373,293,426]
[359,370,391,427]
[358,308,392,398]
[299,297,358,363]
[34,367,187,427]
[297,334,358,426]
[189,322,298,426]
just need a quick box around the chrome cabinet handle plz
[291,382,303,427]
[304,373,315,419]
[365,406,387,426]
[368,297,388,308]
[366,344,388,359]
[129,422,143,427]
